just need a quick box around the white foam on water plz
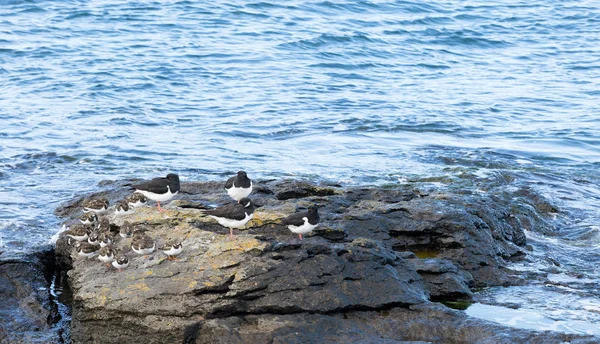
[466,303,600,336]
[48,225,67,245]
[516,159,533,165]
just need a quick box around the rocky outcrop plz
[52,178,592,343]
[0,250,65,344]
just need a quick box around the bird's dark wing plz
[204,203,246,220]
[281,211,308,226]
[224,176,235,189]
[132,177,169,194]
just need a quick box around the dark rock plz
[411,258,474,300]
[272,180,338,200]
[0,250,63,343]
[189,303,597,344]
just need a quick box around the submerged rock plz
[52,179,594,343]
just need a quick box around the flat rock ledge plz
[53,179,598,343]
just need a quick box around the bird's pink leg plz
[157,201,163,212]
[299,233,303,240]
[229,228,234,239]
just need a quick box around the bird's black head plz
[238,197,253,207]
[308,205,319,214]
[166,173,181,191]
[237,171,247,178]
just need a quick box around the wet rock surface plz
[0,250,64,344]
[51,179,597,343]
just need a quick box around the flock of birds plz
[61,171,321,271]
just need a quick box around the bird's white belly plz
[164,247,182,256]
[288,218,318,234]
[83,207,108,214]
[135,188,177,202]
[112,260,129,269]
[210,212,254,229]
[128,200,145,208]
[67,234,88,242]
[98,254,114,263]
[227,182,252,200]
[78,251,97,258]
[132,243,156,255]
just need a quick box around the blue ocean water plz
[1,0,600,335]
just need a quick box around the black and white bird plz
[87,230,100,246]
[224,171,252,201]
[79,212,98,226]
[98,232,113,247]
[281,205,320,240]
[203,197,255,239]
[96,218,111,233]
[64,224,91,242]
[119,221,134,238]
[131,231,156,256]
[131,173,180,212]
[98,245,116,266]
[82,197,109,214]
[112,250,129,271]
[125,193,148,208]
[114,200,132,216]
[161,241,182,261]
[75,242,100,258]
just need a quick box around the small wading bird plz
[161,240,183,261]
[98,245,116,266]
[75,242,100,258]
[125,193,148,208]
[131,230,156,258]
[82,197,109,214]
[112,250,129,271]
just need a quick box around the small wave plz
[278,33,382,50]
[397,16,455,26]
[18,5,46,14]
[431,31,511,48]
[231,10,269,19]
[10,152,79,171]
[308,62,381,70]
[64,11,94,20]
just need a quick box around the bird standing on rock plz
[125,193,148,208]
[82,197,109,214]
[80,212,98,226]
[112,250,129,271]
[281,205,320,240]
[203,197,255,239]
[225,171,252,201]
[119,221,133,238]
[131,173,180,212]
[161,241,182,260]
[114,200,132,216]
[64,224,91,242]
[131,230,156,257]
[98,232,113,247]
[96,217,111,233]
[75,242,100,258]
[98,245,116,266]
